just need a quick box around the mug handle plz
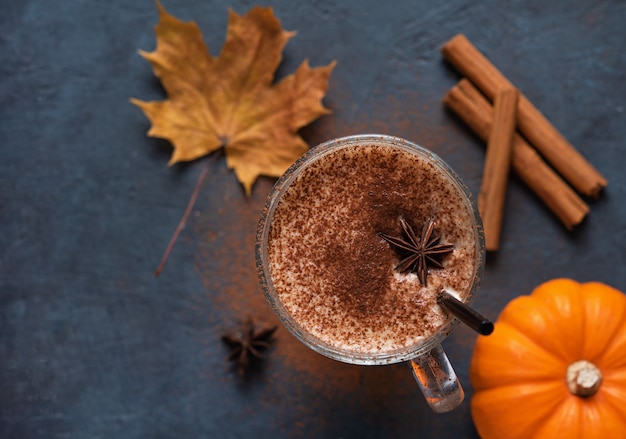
[409,343,464,413]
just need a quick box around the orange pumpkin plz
[470,279,626,438]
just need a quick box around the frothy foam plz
[267,142,478,354]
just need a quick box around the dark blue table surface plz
[2,0,625,437]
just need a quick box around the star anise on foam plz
[378,217,454,286]
[221,316,278,375]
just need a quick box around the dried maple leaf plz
[131,2,336,195]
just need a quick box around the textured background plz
[1,0,625,437]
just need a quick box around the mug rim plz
[255,134,485,365]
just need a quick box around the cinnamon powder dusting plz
[267,142,477,354]
[187,107,474,434]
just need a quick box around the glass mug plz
[256,134,485,413]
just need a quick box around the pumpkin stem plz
[566,360,602,397]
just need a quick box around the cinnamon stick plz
[444,79,589,230]
[442,34,607,198]
[479,88,519,250]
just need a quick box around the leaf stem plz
[154,150,221,277]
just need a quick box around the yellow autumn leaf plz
[131,1,336,195]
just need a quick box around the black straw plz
[437,290,494,336]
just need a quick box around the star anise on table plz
[378,217,454,286]
[221,316,278,375]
